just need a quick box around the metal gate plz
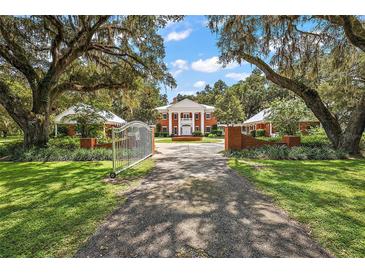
[110,121,153,178]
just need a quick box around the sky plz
[158,16,254,102]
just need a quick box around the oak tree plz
[0,16,179,147]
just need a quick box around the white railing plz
[181,118,192,123]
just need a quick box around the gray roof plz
[243,108,271,124]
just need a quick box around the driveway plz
[76,142,330,257]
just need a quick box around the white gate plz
[110,121,153,178]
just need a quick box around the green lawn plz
[0,159,154,257]
[228,159,365,257]
[0,136,22,147]
[155,137,223,143]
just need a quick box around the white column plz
[201,111,204,135]
[168,111,172,135]
[178,112,181,135]
[192,112,195,133]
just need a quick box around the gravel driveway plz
[76,142,330,257]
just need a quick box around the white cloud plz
[171,59,189,70]
[191,56,240,73]
[178,90,196,95]
[225,72,250,81]
[165,29,192,42]
[171,59,189,77]
[193,80,206,88]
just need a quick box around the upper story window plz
[195,113,199,120]
[162,113,167,120]
[173,113,178,120]
[205,113,211,120]
[183,113,190,119]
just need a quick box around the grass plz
[228,158,365,257]
[0,158,154,257]
[155,137,223,143]
[0,136,22,147]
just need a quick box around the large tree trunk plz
[22,115,50,148]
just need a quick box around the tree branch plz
[318,16,365,52]
[238,52,343,145]
[0,80,30,129]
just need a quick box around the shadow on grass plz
[0,160,153,257]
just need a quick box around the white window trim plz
[206,126,211,132]
[173,113,178,120]
[162,126,168,132]
[195,113,199,120]
[195,126,200,131]
[206,113,211,120]
[173,126,178,134]
[162,113,167,120]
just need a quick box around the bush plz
[48,136,79,150]
[301,127,331,147]
[5,146,112,162]
[204,132,210,137]
[192,131,202,136]
[159,132,169,137]
[212,129,223,136]
[208,133,217,138]
[256,129,266,137]
[250,130,256,137]
[97,136,112,144]
[154,131,160,137]
[224,145,348,160]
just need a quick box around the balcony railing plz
[180,118,192,124]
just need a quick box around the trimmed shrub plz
[154,131,160,137]
[6,146,112,162]
[48,136,79,150]
[256,129,266,137]
[159,132,169,137]
[192,131,202,137]
[208,133,217,138]
[204,132,210,137]
[224,145,348,160]
[212,129,223,136]
[250,130,256,137]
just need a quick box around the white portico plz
[156,98,215,136]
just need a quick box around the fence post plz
[150,126,155,155]
[112,128,116,172]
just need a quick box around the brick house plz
[54,104,126,137]
[155,98,218,136]
[242,108,320,136]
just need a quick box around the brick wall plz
[224,126,301,150]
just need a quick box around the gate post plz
[150,126,155,155]
[224,126,243,150]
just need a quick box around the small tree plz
[269,98,313,136]
[62,104,107,138]
[215,89,244,125]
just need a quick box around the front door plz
[181,126,191,135]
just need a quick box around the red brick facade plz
[155,99,218,136]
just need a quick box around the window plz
[162,126,167,132]
[195,113,199,120]
[162,113,167,120]
[183,113,190,119]
[173,113,178,120]
[205,113,211,120]
[206,126,211,133]
[195,126,200,131]
[173,127,178,135]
